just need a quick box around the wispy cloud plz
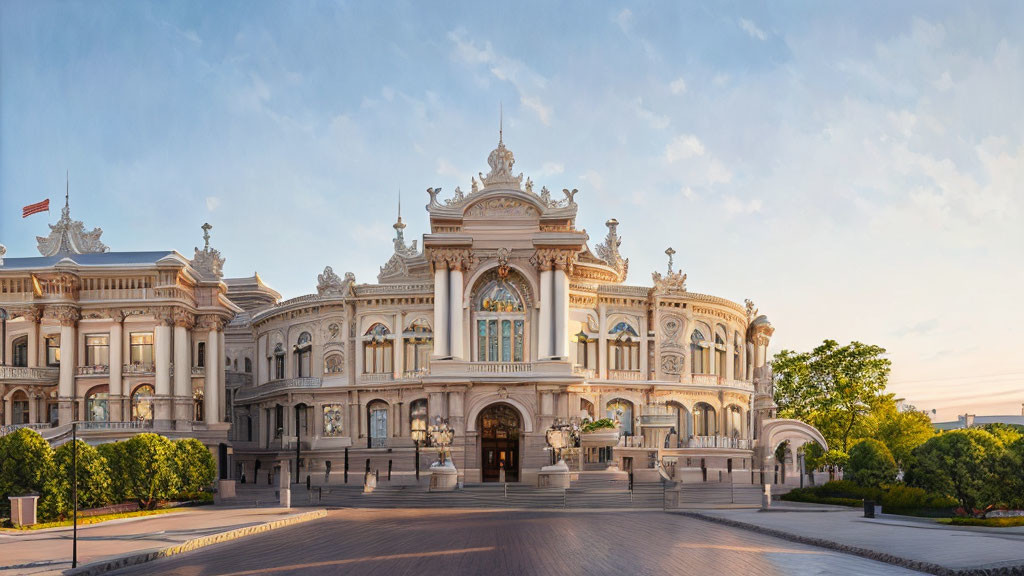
[665,134,705,162]
[739,18,767,40]
[669,77,687,95]
[205,196,221,211]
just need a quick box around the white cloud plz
[934,70,953,92]
[665,134,705,162]
[521,95,552,126]
[615,8,633,33]
[205,196,221,211]
[739,18,767,40]
[539,162,564,176]
[632,97,670,130]
[669,77,687,95]
[681,186,697,200]
[723,195,762,214]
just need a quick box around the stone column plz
[398,402,408,436]
[725,335,735,381]
[154,310,173,428]
[173,310,193,428]
[55,307,80,425]
[108,315,124,422]
[707,342,716,376]
[219,330,226,423]
[597,303,608,379]
[348,394,359,442]
[449,265,464,360]
[553,267,569,359]
[3,397,11,426]
[393,311,404,379]
[204,317,222,424]
[433,266,449,357]
[639,314,649,378]
[538,267,552,360]
[25,309,40,368]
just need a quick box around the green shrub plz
[173,439,216,494]
[0,428,55,517]
[847,439,898,488]
[906,429,1004,515]
[120,434,180,509]
[941,517,1024,528]
[581,418,617,433]
[97,442,128,503]
[880,485,956,512]
[45,440,113,520]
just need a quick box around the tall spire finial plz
[665,247,676,274]
[394,188,406,231]
[499,102,503,145]
[65,170,69,208]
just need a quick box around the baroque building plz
[0,136,824,490]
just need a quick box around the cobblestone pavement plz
[109,508,922,576]
[692,507,1024,573]
[0,507,313,575]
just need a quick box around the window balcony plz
[690,374,723,386]
[76,365,109,376]
[123,363,155,375]
[607,369,644,381]
[0,366,59,383]
[234,377,322,402]
[361,373,394,383]
[466,362,534,374]
[686,436,750,450]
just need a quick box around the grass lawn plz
[938,517,1024,528]
[1,508,181,531]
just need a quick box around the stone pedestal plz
[429,461,458,492]
[537,460,570,489]
[761,484,771,510]
[279,462,291,508]
[9,496,39,526]
[219,479,236,499]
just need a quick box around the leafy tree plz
[46,440,113,519]
[906,429,1004,516]
[773,340,891,452]
[847,439,898,488]
[873,407,936,471]
[996,437,1024,510]
[173,438,216,494]
[97,441,128,503]
[120,433,180,509]
[0,428,54,517]
[981,423,1022,447]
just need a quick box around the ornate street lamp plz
[428,416,453,466]
[411,420,427,480]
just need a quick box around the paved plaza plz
[107,508,921,576]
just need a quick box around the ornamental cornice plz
[10,306,42,323]
[45,305,80,326]
[196,314,226,332]
[530,248,577,273]
[151,306,174,326]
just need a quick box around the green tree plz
[874,407,936,470]
[0,428,55,517]
[846,439,898,488]
[46,440,113,519]
[97,441,128,503]
[173,438,216,494]
[121,433,180,509]
[773,340,891,452]
[906,429,1004,516]
[981,423,1022,447]
[996,437,1024,510]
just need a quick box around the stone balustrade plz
[608,369,644,381]
[361,373,394,383]
[0,366,59,382]
[76,365,109,376]
[466,362,535,374]
[191,366,205,376]
[234,377,322,401]
[122,363,155,375]
[0,422,52,437]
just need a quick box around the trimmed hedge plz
[780,481,956,515]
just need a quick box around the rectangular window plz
[130,332,154,365]
[275,355,285,379]
[274,405,284,438]
[85,334,109,366]
[46,335,61,366]
[197,341,206,368]
[513,320,524,362]
[501,320,511,362]
[488,320,498,361]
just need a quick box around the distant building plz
[933,406,1024,431]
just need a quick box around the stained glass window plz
[513,320,524,362]
[501,320,512,362]
[478,320,487,359]
[488,320,498,361]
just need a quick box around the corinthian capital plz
[46,305,81,326]
[172,307,195,329]
[197,314,226,332]
[429,248,475,273]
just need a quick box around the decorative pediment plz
[465,197,539,218]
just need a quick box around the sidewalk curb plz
[65,509,328,576]
[677,511,1024,576]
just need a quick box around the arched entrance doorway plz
[479,403,521,482]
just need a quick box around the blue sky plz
[2,1,1022,420]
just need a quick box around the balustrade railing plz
[687,436,750,449]
[572,366,596,379]
[402,368,429,379]
[466,362,534,374]
[0,422,52,437]
[76,420,152,431]
[234,377,322,401]
[123,363,155,375]
[607,369,644,381]
[76,365,109,376]
[361,373,394,383]
[690,374,722,386]
[0,366,59,381]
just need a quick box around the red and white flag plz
[22,199,49,218]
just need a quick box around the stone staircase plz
[674,482,763,507]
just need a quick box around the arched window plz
[86,385,109,422]
[10,390,30,425]
[607,322,640,372]
[574,330,597,370]
[580,398,595,420]
[472,272,527,363]
[725,405,743,438]
[244,357,252,373]
[273,343,285,380]
[403,321,432,375]
[714,325,727,376]
[363,324,393,374]
[409,399,428,443]
[606,398,634,435]
[668,402,691,444]
[694,402,717,436]
[193,385,204,421]
[131,384,155,422]
[12,336,28,367]
[690,330,709,374]
[295,331,312,378]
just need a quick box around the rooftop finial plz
[202,222,212,250]
[394,188,406,231]
[65,170,69,209]
[499,102,503,145]
[665,247,676,274]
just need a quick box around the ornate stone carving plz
[327,322,341,342]
[324,351,345,374]
[317,267,355,297]
[429,248,475,272]
[661,353,683,375]
[496,247,511,278]
[0,244,5,265]
[46,305,81,326]
[652,251,687,295]
[151,306,174,326]
[196,315,226,332]
[745,299,759,323]
[465,198,538,218]
[36,197,109,256]
[660,314,683,343]
[190,223,225,279]
[594,218,629,279]
[172,307,195,329]
[479,135,523,189]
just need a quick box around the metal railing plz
[123,363,155,375]
[76,420,152,431]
